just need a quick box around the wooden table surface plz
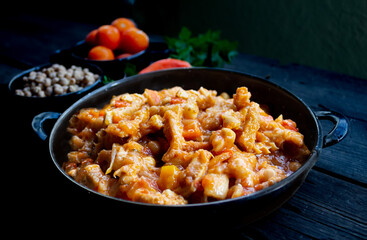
[1,14,366,239]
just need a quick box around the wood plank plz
[245,170,367,239]
[274,64,367,121]
[315,117,367,185]
[237,221,315,239]
[226,54,367,120]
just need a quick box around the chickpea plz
[210,128,236,152]
[83,75,95,86]
[183,102,199,119]
[38,90,46,98]
[68,85,78,93]
[46,67,55,75]
[259,168,276,182]
[24,89,32,97]
[28,71,36,80]
[52,77,60,84]
[73,70,84,81]
[44,78,52,87]
[32,86,42,94]
[45,86,53,96]
[15,64,99,97]
[60,77,70,86]
[15,89,25,96]
[220,92,230,99]
[49,72,57,78]
[147,140,161,155]
[53,84,64,95]
[69,78,76,85]
[57,71,66,78]
[289,161,302,172]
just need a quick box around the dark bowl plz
[33,68,348,226]
[8,61,103,115]
[51,40,171,79]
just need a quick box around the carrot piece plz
[281,119,299,132]
[114,100,129,108]
[170,97,186,104]
[144,89,162,106]
[138,58,191,74]
[182,119,202,140]
[158,165,181,190]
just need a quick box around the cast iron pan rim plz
[49,67,322,208]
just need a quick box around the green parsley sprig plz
[165,27,238,67]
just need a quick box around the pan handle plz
[32,112,61,141]
[315,110,349,148]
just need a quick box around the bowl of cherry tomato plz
[51,18,170,79]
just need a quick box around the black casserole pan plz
[32,68,348,225]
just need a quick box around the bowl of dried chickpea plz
[8,61,103,113]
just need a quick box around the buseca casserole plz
[64,86,310,205]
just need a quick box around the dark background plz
[3,0,367,80]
